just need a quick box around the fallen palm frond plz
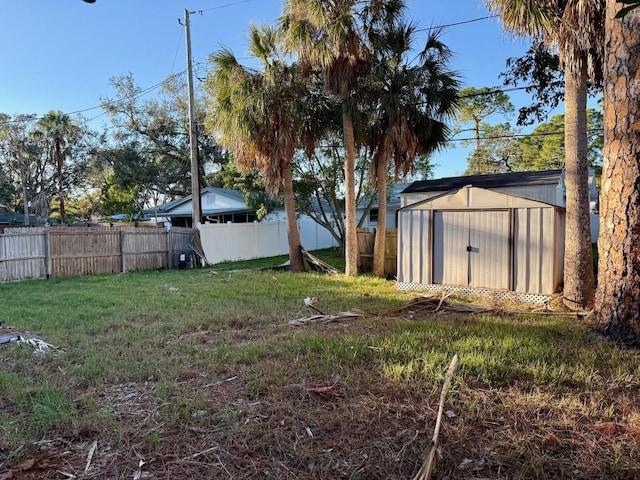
[288,293,489,326]
[287,309,370,326]
[412,354,460,480]
[301,247,339,275]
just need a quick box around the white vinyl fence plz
[199,220,338,264]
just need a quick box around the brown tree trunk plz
[343,105,358,276]
[562,59,595,310]
[594,2,640,344]
[372,157,388,277]
[282,162,305,273]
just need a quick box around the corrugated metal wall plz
[398,209,430,285]
[513,207,559,295]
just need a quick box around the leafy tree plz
[594,1,640,344]
[465,123,523,174]
[487,0,604,310]
[0,112,90,225]
[0,114,40,223]
[33,111,88,224]
[456,86,517,174]
[516,110,603,173]
[292,139,375,251]
[101,74,223,213]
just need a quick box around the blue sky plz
[0,0,540,178]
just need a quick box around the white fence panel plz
[200,220,338,264]
[298,219,339,250]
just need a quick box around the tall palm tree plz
[205,24,306,272]
[487,0,604,310]
[366,25,460,276]
[281,0,405,276]
[35,111,82,225]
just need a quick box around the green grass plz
[0,251,639,479]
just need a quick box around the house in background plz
[146,187,258,228]
[356,183,410,230]
[147,186,339,264]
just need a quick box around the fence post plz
[119,229,125,273]
[44,228,51,279]
[167,229,172,268]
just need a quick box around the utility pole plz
[182,8,202,229]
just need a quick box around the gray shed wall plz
[397,189,564,296]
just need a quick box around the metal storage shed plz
[397,185,565,301]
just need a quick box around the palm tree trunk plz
[343,105,358,276]
[282,162,305,272]
[372,157,388,277]
[562,59,595,310]
[594,1,640,344]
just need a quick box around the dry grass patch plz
[0,264,639,479]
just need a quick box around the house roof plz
[0,212,37,224]
[149,187,248,215]
[357,182,411,208]
[401,169,564,194]
[166,207,253,218]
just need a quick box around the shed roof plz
[400,185,564,211]
[402,169,563,194]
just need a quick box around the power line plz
[200,0,255,13]
[416,14,500,33]
[449,128,603,143]
[0,71,187,127]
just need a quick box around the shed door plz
[433,210,510,289]
[469,210,510,289]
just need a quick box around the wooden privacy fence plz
[357,228,397,276]
[0,226,194,282]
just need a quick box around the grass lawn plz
[0,249,639,479]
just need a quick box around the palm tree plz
[487,0,604,310]
[366,25,460,276]
[281,0,405,276]
[35,111,82,225]
[594,2,640,344]
[205,24,306,272]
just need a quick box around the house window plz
[369,208,379,224]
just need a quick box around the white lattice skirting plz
[396,282,551,305]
